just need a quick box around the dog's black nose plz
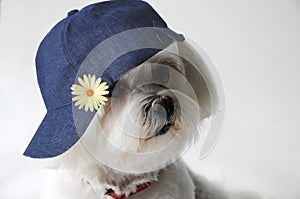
[152,95,175,119]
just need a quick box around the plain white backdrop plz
[1,0,300,198]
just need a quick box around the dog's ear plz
[173,40,225,158]
[182,57,212,119]
[173,41,223,119]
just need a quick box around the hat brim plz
[23,104,79,158]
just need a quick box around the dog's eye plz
[111,80,128,98]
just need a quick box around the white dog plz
[39,42,228,199]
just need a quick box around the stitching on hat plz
[60,18,80,72]
[50,102,72,111]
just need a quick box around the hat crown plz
[63,0,168,68]
[36,0,177,110]
[26,0,184,158]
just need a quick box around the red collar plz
[105,182,151,199]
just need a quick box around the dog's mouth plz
[143,122,174,141]
[154,122,174,136]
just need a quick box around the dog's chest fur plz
[41,160,226,199]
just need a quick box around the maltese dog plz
[40,47,227,199]
[24,1,228,198]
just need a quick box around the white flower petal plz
[95,95,108,101]
[75,100,82,107]
[94,78,102,88]
[72,91,85,96]
[93,99,99,110]
[78,77,87,88]
[75,96,88,106]
[88,98,94,112]
[71,84,84,90]
[95,90,109,95]
[84,104,89,112]
[97,82,108,90]
[79,103,85,110]
[72,96,82,101]
[90,75,96,90]
[83,74,90,88]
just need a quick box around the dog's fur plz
[40,46,228,199]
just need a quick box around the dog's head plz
[79,42,216,173]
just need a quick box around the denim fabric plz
[24,0,184,158]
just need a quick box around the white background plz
[0,0,300,198]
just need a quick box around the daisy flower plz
[71,74,109,112]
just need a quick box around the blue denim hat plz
[24,0,184,158]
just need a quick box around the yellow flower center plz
[86,89,94,96]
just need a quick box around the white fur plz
[40,47,228,199]
[40,141,226,199]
